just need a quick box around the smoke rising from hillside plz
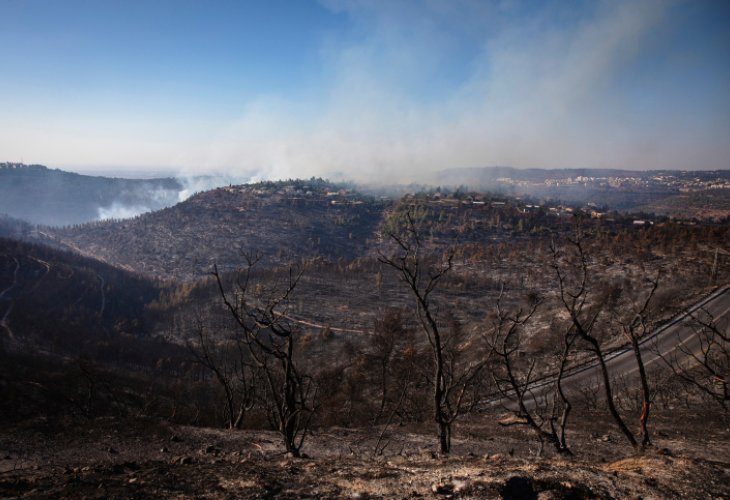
[97,203,155,221]
[176,175,250,202]
[94,174,248,222]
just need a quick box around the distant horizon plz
[3,161,728,183]
[63,163,730,181]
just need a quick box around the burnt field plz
[1,410,728,499]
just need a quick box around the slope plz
[0,237,160,356]
[48,179,387,279]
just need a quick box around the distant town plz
[496,171,730,192]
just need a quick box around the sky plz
[1,0,728,182]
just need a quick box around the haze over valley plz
[1,1,729,498]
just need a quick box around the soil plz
[1,411,728,499]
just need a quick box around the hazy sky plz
[1,0,728,181]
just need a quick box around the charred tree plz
[213,255,315,457]
[379,211,483,454]
[487,287,573,455]
[187,316,257,429]
[616,277,660,447]
[551,229,641,450]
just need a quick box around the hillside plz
[42,178,730,282]
[0,237,160,356]
[48,179,387,279]
[639,189,730,220]
[0,163,182,226]
[1,178,729,499]
[4,163,729,229]
[41,182,581,280]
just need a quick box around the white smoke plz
[97,203,154,221]
[176,174,250,202]
[94,174,251,221]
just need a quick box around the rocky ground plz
[1,411,728,499]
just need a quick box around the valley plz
[1,169,729,498]
[4,1,729,496]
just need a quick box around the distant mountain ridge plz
[0,163,183,226]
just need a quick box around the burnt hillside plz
[49,180,388,279]
[0,237,160,356]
